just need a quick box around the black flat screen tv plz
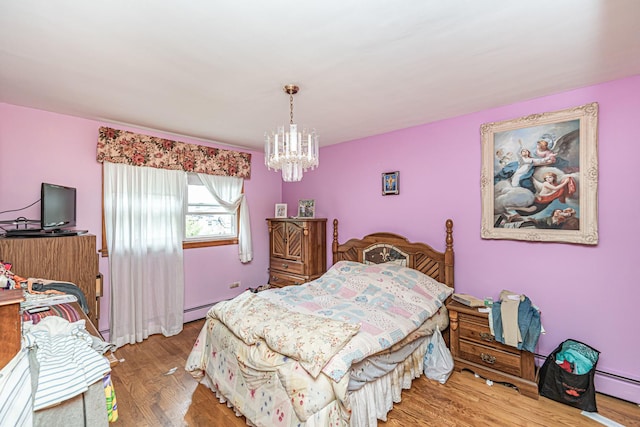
[41,183,77,231]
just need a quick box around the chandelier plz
[265,84,319,182]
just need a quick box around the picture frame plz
[275,203,287,218]
[481,102,599,245]
[382,171,399,195]
[297,199,315,218]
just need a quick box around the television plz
[41,183,77,231]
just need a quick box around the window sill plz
[183,238,238,249]
[100,237,238,256]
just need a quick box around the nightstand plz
[447,300,538,399]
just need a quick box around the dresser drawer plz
[268,271,305,287]
[458,312,519,354]
[270,258,305,275]
[459,340,522,377]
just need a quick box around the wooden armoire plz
[266,218,326,287]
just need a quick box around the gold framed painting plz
[480,102,599,245]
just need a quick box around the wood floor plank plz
[109,319,640,426]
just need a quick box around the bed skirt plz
[199,336,429,427]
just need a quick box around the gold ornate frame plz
[480,103,599,245]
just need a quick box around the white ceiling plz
[1,1,639,151]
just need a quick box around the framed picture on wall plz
[298,199,315,218]
[382,171,399,195]
[481,102,599,245]
[275,203,287,218]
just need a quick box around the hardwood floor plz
[109,319,640,426]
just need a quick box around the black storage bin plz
[538,339,600,412]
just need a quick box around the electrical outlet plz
[229,281,240,289]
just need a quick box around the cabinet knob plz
[480,353,496,365]
[271,276,279,282]
[281,263,288,269]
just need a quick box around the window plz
[185,173,238,241]
[102,172,240,256]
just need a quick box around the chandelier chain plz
[289,93,294,125]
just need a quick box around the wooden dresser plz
[267,218,327,287]
[447,300,538,399]
[0,289,25,369]
[0,234,100,328]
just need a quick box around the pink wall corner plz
[0,103,282,336]
[284,76,640,403]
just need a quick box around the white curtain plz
[104,162,187,348]
[197,173,253,263]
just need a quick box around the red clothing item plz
[558,359,573,373]
[536,177,576,204]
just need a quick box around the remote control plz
[27,306,51,314]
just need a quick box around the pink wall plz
[1,76,637,402]
[283,76,640,403]
[0,103,282,334]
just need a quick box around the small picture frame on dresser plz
[275,203,287,218]
[297,200,315,218]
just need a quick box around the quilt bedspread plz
[211,290,361,377]
[186,315,350,424]
[259,261,453,381]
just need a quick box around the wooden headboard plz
[331,219,454,288]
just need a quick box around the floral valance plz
[96,126,251,178]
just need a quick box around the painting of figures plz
[481,103,599,245]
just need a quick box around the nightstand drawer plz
[458,312,519,354]
[270,258,305,275]
[459,340,522,377]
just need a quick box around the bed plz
[186,219,455,426]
